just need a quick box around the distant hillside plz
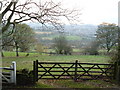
[26,23,98,47]
[64,24,97,35]
[27,23,97,35]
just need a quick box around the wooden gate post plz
[113,62,117,79]
[74,60,78,82]
[33,60,38,82]
[116,65,120,83]
[36,60,38,81]
[118,66,120,83]
[33,61,36,82]
[114,62,120,83]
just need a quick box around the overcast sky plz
[19,0,120,25]
[56,0,120,25]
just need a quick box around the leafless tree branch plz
[1,0,81,33]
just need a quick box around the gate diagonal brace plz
[96,65,106,79]
[57,63,75,79]
[104,65,114,79]
[96,64,113,79]
[0,73,10,82]
[38,63,56,79]
[77,64,95,79]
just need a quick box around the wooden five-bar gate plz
[33,60,115,82]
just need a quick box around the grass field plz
[2,51,40,57]
[66,35,80,40]
[2,51,110,70]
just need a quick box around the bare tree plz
[1,0,80,34]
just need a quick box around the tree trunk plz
[59,50,62,54]
[1,51,4,57]
[26,53,29,57]
[15,42,19,57]
[16,46,19,57]
[107,47,110,54]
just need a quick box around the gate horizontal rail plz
[38,62,113,65]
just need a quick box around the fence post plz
[118,66,120,83]
[114,61,120,84]
[33,61,35,82]
[74,60,78,82]
[33,60,38,82]
[10,61,16,85]
[12,61,16,85]
[36,60,38,81]
[33,61,36,82]
[115,65,120,83]
[113,62,117,79]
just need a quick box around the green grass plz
[2,51,40,57]
[42,35,81,41]
[66,35,80,40]
[73,49,80,52]
[2,51,110,70]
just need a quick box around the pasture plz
[2,51,110,70]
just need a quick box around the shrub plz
[53,36,73,55]
[16,69,35,86]
[83,40,99,55]
[83,47,99,55]
[109,50,120,83]
[109,48,119,64]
